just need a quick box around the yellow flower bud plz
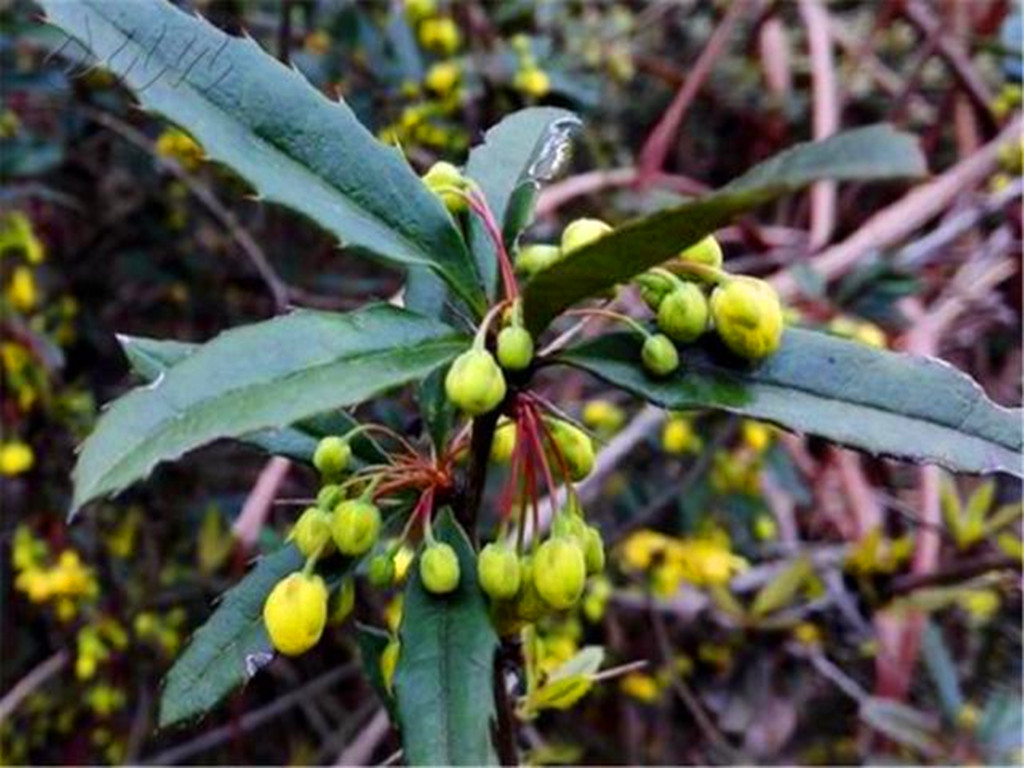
[420,542,460,594]
[8,266,37,312]
[329,578,356,625]
[582,399,625,435]
[263,572,328,656]
[656,283,709,344]
[583,526,605,575]
[496,326,534,371]
[548,420,594,482]
[561,217,612,255]
[635,270,676,311]
[290,506,335,558]
[444,348,507,415]
[515,243,561,277]
[313,436,351,480]
[710,276,783,360]
[368,553,396,588]
[514,556,548,622]
[533,537,586,610]
[404,0,436,23]
[641,333,679,377]
[478,542,521,600]
[381,638,401,693]
[490,417,516,463]
[679,235,723,268]
[421,160,468,213]
[331,500,381,556]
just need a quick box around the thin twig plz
[0,650,69,723]
[334,708,391,767]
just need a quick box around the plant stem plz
[455,408,501,540]
[492,641,521,766]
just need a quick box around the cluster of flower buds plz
[634,234,784,374]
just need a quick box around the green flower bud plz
[444,348,507,415]
[316,484,344,511]
[583,525,605,575]
[710,276,783,360]
[496,326,534,371]
[313,436,351,480]
[515,244,561,277]
[290,506,335,558]
[422,161,467,213]
[656,283,709,344]
[678,234,723,268]
[381,638,400,693]
[635,270,676,311]
[263,572,328,656]
[560,217,612,254]
[328,577,356,625]
[533,537,587,610]
[641,333,679,377]
[420,542,460,594]
[552,509,587,541]
[331,500,381,556]
[514,556,548,622]
[490,417,516,463]
[548,420,594,482]
[368,553,396,588]
[478,542,522,600]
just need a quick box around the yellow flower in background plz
[619,672,661,703]
[424,61,461,95]
[661,415,702,455]
[304,30,331,56]
[846,528,914,576]
[418,17,460,56]
[0,211,45,263]
[793,622,822,646]
[828,315,887,349]
[0,441,34,475]
[620,529,674,571]
[741,420,773,453]
[514,66,550,98]
[582,399,625,436]
[155,127,204,171]
[8,266,38,311]
[674,539,748,587]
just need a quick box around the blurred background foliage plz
[1,0,1021,764]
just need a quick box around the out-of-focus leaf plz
[523,125,926,334]
[355,623,398,720]
[417,363,456,452]
[557,329,1023,477]
[859,697,941,757]
[523,675,593,715]
[921,621,963,722]
[750,557,812,618]
[75,304,465,514]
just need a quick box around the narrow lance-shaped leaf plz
[465,107,581,298]
[118,335,388,466]
[73,304,468,514]
[41,0,485,314]
[393,509,500,766]
[523,124,927,334]
[557,329,1022,477]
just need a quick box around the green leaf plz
[393,510,499,766]
[74,304,467,514]
[118,335,389,466]
[41,0,485,314]
[465,107,581,298]
[859,697,940,757]
[159,544,303,728]
[548,645,605,681]
[523,675,593,715]
[522,125,926,333]
[417,363,457,452]
[355,623,398,720]
[557,328,1022,476]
